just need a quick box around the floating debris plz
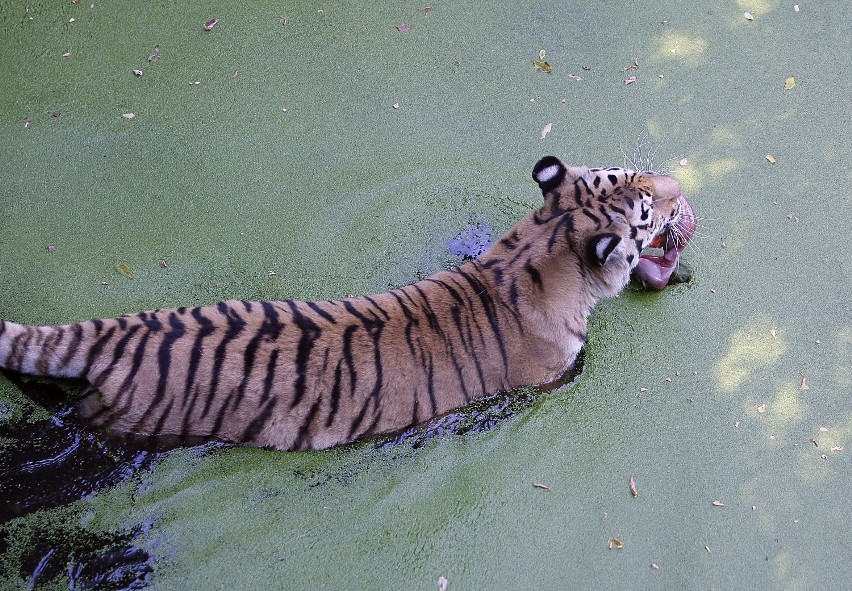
[121,112,135,119]
[132,69,143,76]
[203,18,218,30]
[624,75,637,85]
[766,154,777,164]
[396,23,411,32]
[116,262,134,278]
[607,538,624,550]
[629,475,638,497]
[534,50,552,73]
[784,76,796,90]
[621,59,640,72]
[533,483,550,491]
[711,500,725,507]
[540,123,552,139]
[744,11,754,21]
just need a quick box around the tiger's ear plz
[585,233,622,266]
[532,156,567,193]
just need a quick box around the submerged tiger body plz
[0,157,695,450]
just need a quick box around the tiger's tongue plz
[635,195,695,290]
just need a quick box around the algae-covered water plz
[1,1,850,589]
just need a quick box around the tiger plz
[0,156,696,451]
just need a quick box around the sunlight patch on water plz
[715,321,787,393]
[654,31,709,64]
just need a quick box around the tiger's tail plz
[0,318,93,379]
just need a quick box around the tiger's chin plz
[635,194,696,289]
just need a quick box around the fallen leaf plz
[46,245,56,252]
[607,538,624,550]
[629,475,638,497]
[770,326,778,338]
[116,262,134,278]
[438,576,448,591]
[711,500,725,507]
[540,123,552,139]
[766,154,776,164]
[568,74,584,81]
[800,374,809,390]
[651,563,660,570]
[539,49,546,60]
[784,76,796,90]
[758,404,766,413]
[533,482,550,491]
[744,11,754,21]
[831,446,844,452]
[121,112,135,119]
[203,18,218,30]
[533,59,552,74]
[396,23,411,32]
[132,69,143,76]
[624,75,637,85]
[621,59,640,72]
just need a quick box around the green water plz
[1,1,850,589]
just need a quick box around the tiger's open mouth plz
[635,195,696,290]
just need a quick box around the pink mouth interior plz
[635,195,696,289]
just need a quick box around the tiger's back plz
[0,156,696,450]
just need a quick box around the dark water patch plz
[0,374,160,590]
[0,516,153,590]
[446,213,493,259]
[0,375,154,524]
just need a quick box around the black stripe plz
[211,391,235,436]
[306,301,337,324]
[524,262,543,289]
[287,301,322,410]
[236,301,284,405]
[154,313,186,404]
[325,359,344,428]
[35,328,64,374]
[239,395,279,443]
[454,267,509,374]
[202,303,246,419]
[293,396,323,450]
[340,324,359,399]
[82,326,117,379]
[59,323,84,372]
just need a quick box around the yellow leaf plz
[533,59,552,74]
[116,262,134,278]
[784,76,796,90]
[766,154,776,164]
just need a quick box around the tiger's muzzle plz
[635,195,696,289]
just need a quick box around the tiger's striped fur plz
[0,157,690,450]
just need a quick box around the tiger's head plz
[531,155,695,297]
